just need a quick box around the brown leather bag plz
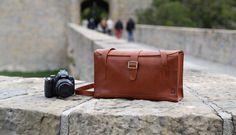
[75,48,184,102]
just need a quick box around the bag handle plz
[103,48,115,80]
[75,83,94,96]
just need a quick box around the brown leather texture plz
[93,48,184,102]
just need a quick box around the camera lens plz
[55,79,74,98]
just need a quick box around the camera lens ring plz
[55,79,74,98]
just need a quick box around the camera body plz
[44,70,75,98]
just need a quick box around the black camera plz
[44,69,75,98]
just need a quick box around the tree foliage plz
[81,7,108,21]
[137,0,236,29]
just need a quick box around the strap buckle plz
[128,61,138,69]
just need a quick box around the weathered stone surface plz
[1,70,236,134]
[0,76,91,134]
[185,70,236,134]
[0,73,232,135]
[68,87,222,135]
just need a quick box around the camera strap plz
[75,83,94,96]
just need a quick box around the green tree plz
[137,0,236,29]
[81,7,108,21]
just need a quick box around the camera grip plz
[44,78,54,98]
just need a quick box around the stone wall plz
[0,0,151,72]
[135,25,236,67]
[109,0,152,21]
[0,0,71,71]
[77,0,152,23]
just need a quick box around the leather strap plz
[103,48,115,79]
[104,48,115,64]
[129,50,142,81]
[159,50,167,66]
[75,83,94,96]
[75,48,115,97]
[159,50,169,90]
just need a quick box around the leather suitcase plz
[76,48,184,102]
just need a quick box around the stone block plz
[68,88,222,135]
[0,76,91,134]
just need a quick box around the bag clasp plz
[128,61,138,69]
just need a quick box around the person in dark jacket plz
[114,20,123,39]
[87,18,96,30]
[126,18,135,42]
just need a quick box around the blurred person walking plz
[97,18,107,33]
[87,18,96,30]
[114,20,123,39]
[107,18,113,36]
[82,19,88,28]
[126,18,135,42]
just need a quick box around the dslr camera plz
[44,69,75,98]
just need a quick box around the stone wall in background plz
[77,0,152,23]
[135,25,236,67]
[0,0,70,71]
[110,0,152,21]
[1,0,235,71]
[0,0,152,72]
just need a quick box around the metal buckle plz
[128,61,138,69]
